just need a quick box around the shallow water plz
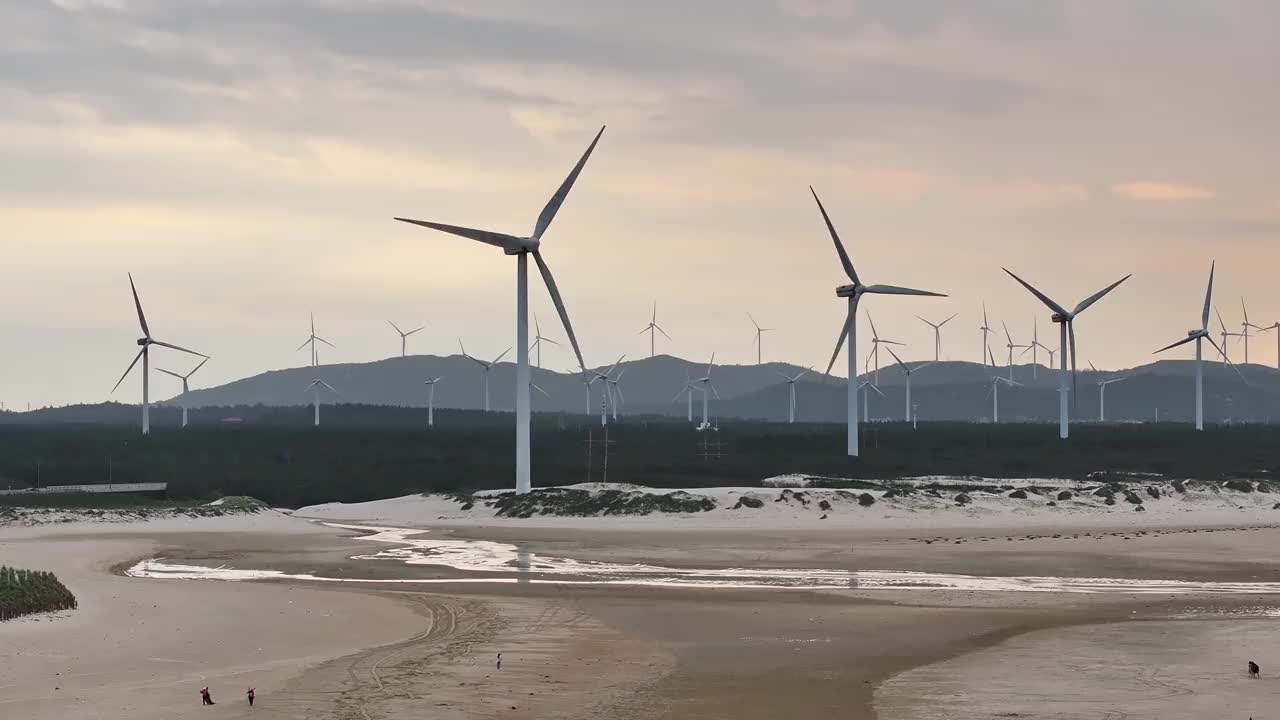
[125,522,1280,594]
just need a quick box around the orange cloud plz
[1110,182,1216,201]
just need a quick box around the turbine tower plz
[988,375,1020,423]
[979,304,993,371]
[459,340,510,412]
[423,377,442,427]
[885,347,931,422]
[297,314,335,367]
[111,274,207,435]
[528,313,559,369]
[1003,268,1131,440]
[305,379,338,427]
[637,302,671,358]
[157,357,209,429]
[749,314,772,365]
[858,380,885,422]
[812,187,945,457]
[396,126,601,495]
[776,367,810,423]
[1154,262,1237,431]
[672,374,698,423]
[1091,363,1128,423]
[388,320,424,357]
[915,313,957,362]
[694,353,719,430]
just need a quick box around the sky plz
[3,0,1279,408]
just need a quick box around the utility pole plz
[584,428,594,483]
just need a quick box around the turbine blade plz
[151,340,207,358]
[1205,335,1248,384]
[1202,261,1215,330]
[809,186,858,284]
[321,381,338,395]
[1069,321,1078,401]
[532,125,605,240]
[707,352,715,376]
[1216,306,1228,333]
[395,218,525,251]
[868,313,880,340]
[388,320,403,335]
[862,284,946,297]
[1001,268,1069,317]
[885,346,907,371]
[1154,335,1198,353]
[656,325,672,340]
[825,311,850,377]
[1089,360,1097,372]
[296,338,312,352]
[1071,274,1131,316]
[711,383,720,400]
[111,349,146,393]
[188,356,209,377]
[1002,320,1013,345]
[127,273,151,338]
[870,384,886,397]
[941,313,958,326]
[492,347,512,365]
[531,383,551,398]
[543,337,561,345]
[533,250,586,371]
[407,326,424,335]
[315,336,336,349]
[306,379,321,392]
[157,368,183,380]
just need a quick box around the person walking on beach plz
[497,653,502,670]
[246,687,255,706]
[200,686,215,705]
[1248,660,1260,677]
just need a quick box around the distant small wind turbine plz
[587,356,624,424]
[749,314,772,365]
[1003,267,1131,439]
[305,379,338,427]
[812,187,944,456]
[776,367,810,423]
[1215,307,1240,364]
[1029,317,1041,379]
[606,368,626,420]
[694,353,719,430]
[112,274,207,436]
[637,302,671,358]
[1257,319,1280,369]
[885,347,931,422]
[1242,297,1262,364]
[459,339,510,412]
[528,313,559,369]
[858,380,885,422]
[297,314,335,368]
[986,342,1020,423]
[157,357,209,429]
[916,313,957,362]
[672,374,698,423]
[863,314,903,384]
[423,377,442,427]
[1001,321,1030,382]
[978,304,993,372]
[1090,362,1128,422]
[388,320,424,358]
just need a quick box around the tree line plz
[0,566,77,621]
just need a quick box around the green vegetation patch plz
[0,566,77,621]
[487,488,716,518]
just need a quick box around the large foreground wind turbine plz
[459,340,510,412]
[112,274,207,435]
[423,377,442,427]
[916,313,957,362]
[158,357,209,429]
[306,379,338,427]
[1003,268,1131,439]
[638,302,671,358]
[749,314,772,364]
[1154,262,1232,431]
[388,320,424,357]
[812,187,945,456]
[776,367,810,423]
[396,126,600,494]
[885,347,930,422]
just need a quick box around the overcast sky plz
[3,0,1279,407]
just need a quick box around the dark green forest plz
[2,411,1278,507]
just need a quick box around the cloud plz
[1110,182,1216,201]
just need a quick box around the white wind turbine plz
[916,313,957,362]
[979,304,993,372]
[157,357,209,429]
[1153,261,1244,431]
[885,347,931,422]
[864,314,903,383]
[388,320,424,358]
[606,368,626,420]
[985,342,1020,422]
[1258,319,1280,369]
[672,374,698,423]
[396,126,601,495]
[1028,317,1041,379]
[423,376,442,427]
[1215,307,1240,363]
[297,314,335,367]
[528,313,559,369]
[637,302,671,358]
[694,353,720,430]
[459,340,510,413]
[776,367,810,423]
[749,314,773,365]
[812,187,945,456]
[1242,297,1263,364]
[1000,321,1030,382]
[587,356,624,424]
[1090,362,1128,423]
[858,380,886,422]
[305,379,338,427]
[111,274,207,436]
[1003,268,1131,440]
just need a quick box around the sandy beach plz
[5,488,1280,719]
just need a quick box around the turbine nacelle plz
[502,237,541,255]
[137,338,149,346]
[835,283,859,298]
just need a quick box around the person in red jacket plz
[200,686,215,705]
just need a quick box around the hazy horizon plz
[4,1,1278,407]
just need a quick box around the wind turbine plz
[1154,261,1241,431]
[1242,297,1263,364]
[305,379,338,427]
[587,356,624,424]
[1215,307,1239,364]
[423,377,442,427]
[297,314,334,367]
[1029,318,1041,379]
[459,340,511,412]
[528,313,559,369]
[864,314,903,383]
[1000,321,1030,382]
[157,357,209,429]
[396,126,601,495]
[885,347,931,422]
[988,375,1020,423]
[812,187,945,456]
[672,374,698,423]
[979,304,993,372]
[749,314,772,365]
[111,274,207,435]
[858,380,885,422]
[1258,320,1280,369]
[1090,362,1128,422]
[606,368,626,420]
[776,367,810,423]
[1003,267,1131,439]
[637,302,671,358]
[694,353,719,430]
[916,313,957,362]
[388,320,424,358]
